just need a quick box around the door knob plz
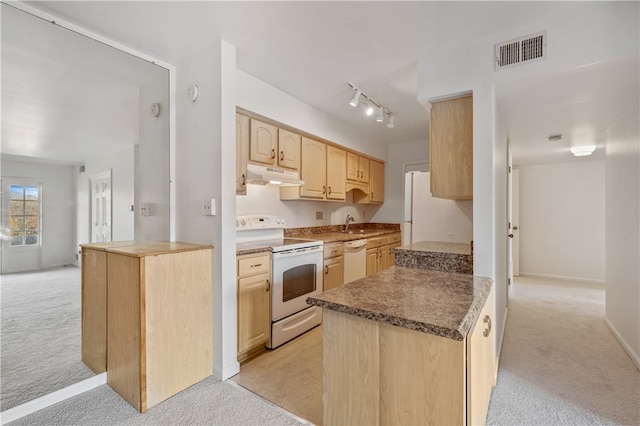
[508,234,514,238]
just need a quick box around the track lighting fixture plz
[349,88,361,107]
[347,82,394,128]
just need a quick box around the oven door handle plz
[272,246,323,259]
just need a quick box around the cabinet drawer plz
[238,254,270,276]
[387,233,401,244]
[366,236,387,249]
[324,243,343,259]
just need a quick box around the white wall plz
[605,101,640,368]
[77,146,135,248]
[175,40,239,380]
[417,1,639,364]
[518,161,605,283]
[373,139,428,224]
[1,158,76,272]
[136,73,171,241]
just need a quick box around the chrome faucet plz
[344,214,355,232]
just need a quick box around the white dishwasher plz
[343,239,367,284]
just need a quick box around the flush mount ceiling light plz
[347,82,394,127]
[571,145,596,157]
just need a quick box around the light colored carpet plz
[7,376,304,425]
[1,266,95,410]
[231,326,322,425]
[486,276,640,425]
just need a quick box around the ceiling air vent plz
[495,31,547,70]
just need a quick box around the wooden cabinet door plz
[250,119,277,165]
[369,160,385,203]
[467,287,495,425]
[366,248,379,276]
[326,146,346,200]
[387,242,401,268]
[346,152,359,181]
[278,129,301,171]
[429,95,473,200]
[300,137,327,199]
[358,156,370,183]
[236,113,250,194]
[324,256,344,291]
[238,272,270,354]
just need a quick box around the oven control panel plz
[236,214,286,231]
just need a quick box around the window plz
[9,185,40,246]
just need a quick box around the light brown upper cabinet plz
[236,113,250,195]
[346,152,369,184]
[278,129,301,170]
[299,137,326,199]
[249,119,300,171]
[281,138,345,201]
[326,146,346,200]
[369,160,384,203]
[250,119,278,165]
[429,94,473,200]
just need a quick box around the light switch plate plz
[202,199,215,216]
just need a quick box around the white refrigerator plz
[403,172,473,246]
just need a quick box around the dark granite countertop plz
[307,266,492,341]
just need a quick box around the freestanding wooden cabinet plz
[82,241,213,412]
[429,94,473,200]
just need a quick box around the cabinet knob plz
[360,171,363,178]
[328,186,332,195]
[241,173,246,186]
[322,186,326,195]
[271,148,276,159]
[483,315,492,337]
[266,279,270,292]
[280,150,284,162]
[251,263,262,268]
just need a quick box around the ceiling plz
[4,1,639,166]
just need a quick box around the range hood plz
[246,163,304,186]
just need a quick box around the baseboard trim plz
[605,317,640,372]
[519,272,605,286]
[494,307,508,383]
[0,373,106,425]
[213,362,240,381]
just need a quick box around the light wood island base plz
[323,308,466,425]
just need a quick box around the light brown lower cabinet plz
[365,233,401,276]
[237,252,271,363]
[322,286,495,425]
[323,242,344,291]
[82,241,213,413]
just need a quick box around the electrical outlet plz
[202,199,215,216]
[316,211,323,220]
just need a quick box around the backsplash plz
[285,223,400,237]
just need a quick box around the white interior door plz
[90,171,112,243]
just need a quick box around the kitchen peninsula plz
[307,263,494,425]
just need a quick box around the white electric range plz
[236,214,323,348]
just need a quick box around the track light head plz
[375,106,384,123]
[386,115,395,129]
[364,101,375,116]
[349,88,361,107]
